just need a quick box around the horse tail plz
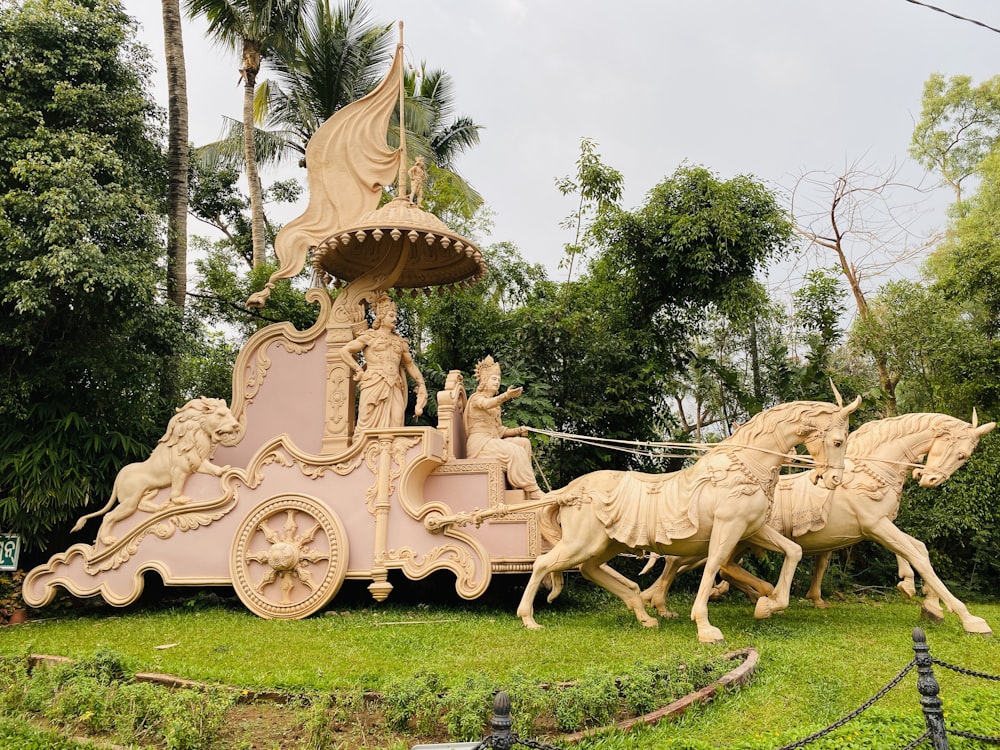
[70,484,118,533]
[538,502,563,545]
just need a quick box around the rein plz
[524,427,819,470]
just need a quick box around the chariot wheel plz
[230,494,349,619]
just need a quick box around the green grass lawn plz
[2,577,999,748]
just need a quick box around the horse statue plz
[640,411,996,635]
[517,397,859,643]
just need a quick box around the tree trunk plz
[242,39,266,268]
[162,0,188,308]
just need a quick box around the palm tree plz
[184,0,306,268]
[200,0,483,218]
[404,63,481,173]
[197,0,393,172]
[162,0,188,307]
[400,62,483,209]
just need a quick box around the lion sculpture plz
[71,397,241,546]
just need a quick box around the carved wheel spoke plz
[230,495,349,619]
[298,522,322,546]
[258,521,281,545]
[245,550,270,565]
[299,548,329,564]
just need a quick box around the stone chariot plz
[24,31,551,620]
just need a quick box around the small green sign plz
[0,533,21,571]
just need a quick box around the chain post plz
[913,627,950,750]
[488,690,515,750]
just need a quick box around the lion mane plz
[71,397,241,546]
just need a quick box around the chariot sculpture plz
[20,27,982,644]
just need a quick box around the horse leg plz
[893,555,948,620]
[719,552,773,603]
[545,572,564,604]
[641,555,702,618]
[743,525,802,619]
[691,520,753,644]
[895,555,918,599]
[867,518,991,636]
[516,510,617,629]
[581,558,659,628]
[805,552,833,609]
[517,545,575,629]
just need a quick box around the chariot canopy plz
[248,24,484,308]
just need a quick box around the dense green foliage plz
[0,0,188,552]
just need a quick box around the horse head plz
[914,410,996,487]
[797,393,861,489]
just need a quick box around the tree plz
[592,164,795,369]
[791,159,936,416]
[194,0,484,271]
[555,137,623,283]
[927,149,1000,336]
[399,61,483,208]
[500,163,795,485]
[910,73,1000,205]
[239,0,394,168]
[162,0,189,308]
[850,279,992,416]
[0,0,186,552]
[186,157,314,336]
[184,0,306,268]
[791,267,850,400]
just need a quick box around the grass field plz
[1,575,999,748]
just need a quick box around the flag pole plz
[397,21,407,196]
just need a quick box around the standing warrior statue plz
[465,356,543,499]
[340,294,428,430]
[408,155,427,207]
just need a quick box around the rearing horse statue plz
[517,397,859,644]
[641,411,995,636]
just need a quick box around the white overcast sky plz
[122,0,998,291]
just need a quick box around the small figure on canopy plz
[465,356,543,499]
[408,155,427,207]
[341,294,427,430]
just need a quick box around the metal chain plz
[948,729,1000,744]
[475,734,565,749]
[932,658,1000,680]
[772,661,917,750]
[898,729,929,749]
[471,655,996,750]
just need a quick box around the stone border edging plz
[561,647,759,744]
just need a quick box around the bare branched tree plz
[790,157,938,415]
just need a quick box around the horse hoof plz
[810,599,832,610]
[641,617,659,629]
[659,609,679,619]
[698,627,724,644]
[522,619,543,630]
[920,606,945,624]
[754,597,775,619]
[963,617,992,636]
[897,580,917,599]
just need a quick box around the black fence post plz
[488,690,515,750]
[912,627,950,750]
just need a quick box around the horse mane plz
[847,413,967,457]
[716,401,841,451]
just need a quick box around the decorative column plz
[367,437,394,601]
